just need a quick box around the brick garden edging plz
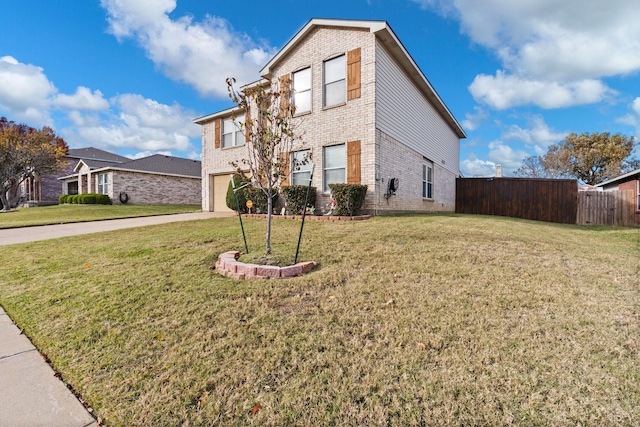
[215,251,317,280]
[241,214,372,221]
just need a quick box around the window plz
[292,150,312,186]
[323,144,345,192]
[222,117,244,148]
[292,67,311,113]
[98,173,109,195]
[423,162,433,199]
[323,55,345,107]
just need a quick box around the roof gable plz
[596,168,640,187]
[259,18,465,139]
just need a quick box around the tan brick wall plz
[111,171,200,205]
[373,129,456,213]
[200,25,458,214]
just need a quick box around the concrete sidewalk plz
[0,211,234,425]
[0,211,234,246]
[0,307,98,427]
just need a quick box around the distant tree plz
[513,155,554,178]
[0,117,68,211]
[226,78,307,255]
[538,132,638,185]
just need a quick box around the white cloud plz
[460,106,488,131]
[460,153,496,177]
[0,56,56,124]
[53,87,110,111]
[617,97,640,134]
[461,140,530,177]
[100,0,275,99]
[469,71,615,110]
[502,116,567,154]
[412,0,640,109]
[64,93,200,154]
[0,55,200,157]
[486,141,529,173]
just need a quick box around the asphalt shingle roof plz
[114,154,201,178]
[67,147,129,163]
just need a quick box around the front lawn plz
[0,204,201,229]
[0,215,638,426]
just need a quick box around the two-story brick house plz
[195,18,466,214]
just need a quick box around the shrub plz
[58,194,68,204]
[283,185,317,214]
[247,187,278,214]
[82,194,97,204]
[96,194,112,205]
[329,184,368,216]
[69,195,78,204]
[226,174,249,213]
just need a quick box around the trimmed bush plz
[58,194,69,204]
[247,187,278,214]
[329,184,368,216]
[226,174,249,213]
[283,185,317,214]
[83,194,97,204]
[69,195,79,204]
[96,194,112,205]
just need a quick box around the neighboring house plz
[194,18,466,214]
[19,147,129,206]
[596,168,640,224]
[59,153,201,205]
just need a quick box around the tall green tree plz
[226,78,307,255]
[0,117,68,211]
[532,132,637,185]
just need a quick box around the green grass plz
[0,204,201,229]
[0,214,638,426]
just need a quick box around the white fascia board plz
[193,106,243,125]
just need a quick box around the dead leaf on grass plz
[251,403,261,415]
[83,263,90,269]
[384,299,394,306]
[156,333,164,340]
[417,342,426,350]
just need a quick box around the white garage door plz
[213,175,233,212]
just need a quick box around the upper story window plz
[222,117,244,148]
[291,150,312,186]
[292,67,311,114]
[423,161,433,199]
[98,173,109,195]
[323,55,346,107]
[323,144,345,192]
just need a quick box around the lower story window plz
[323,144,345,192]
[98,173,109,195]
[292,150,312,186]
[423,161,433,199]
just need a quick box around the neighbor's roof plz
[260,18,466,139]
[96,154,201,178]
[67,147,129,163]
[595,168,640,187]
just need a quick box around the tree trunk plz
[265,185,273,255]
[0,187,9,212]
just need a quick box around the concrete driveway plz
[0,211,234,246]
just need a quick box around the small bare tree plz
[226,77,307,255]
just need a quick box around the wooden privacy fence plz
[576,190,636,226]
[456,178,578,224]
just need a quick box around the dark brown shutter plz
[244,110,251,143]
[347,140,361,184]
[214,119,221,149]
[347,48,361,101]
[281,151,290,187]
[279,74,291,115]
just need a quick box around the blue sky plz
[1,0,639,176]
